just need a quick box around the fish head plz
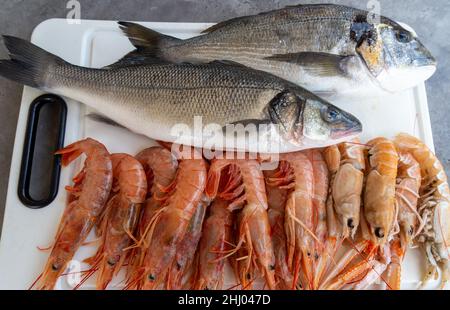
[267,89,362,146]
[352,16,436,92]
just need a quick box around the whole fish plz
[0,36,361,153]
[118,4,436,97]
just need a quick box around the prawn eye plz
[148,274,156,281]
[51,263,60,271]
[375,227,385,239]
[246,273,251,280]
[107,259,116,266]
[347,218,355,229]
[269,264,275,271]
[396,30,412,43]
[409,226,414,236]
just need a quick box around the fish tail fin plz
[0,35,65,88]
[118,21,181,59]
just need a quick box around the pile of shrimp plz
[29,133,450,290]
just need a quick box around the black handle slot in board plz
[18,94,67,209]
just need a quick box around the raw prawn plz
[80,153,147,290]
[206,158,276,290]
[268,152,315,289]
[130,152,208,290]
[31,138,112,290]
[303,149,330,289]
[168,196,209,289]
[194,198,233,290]
[264,164,294,290]
[126,147,178,281]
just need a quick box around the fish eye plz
[396,30,412,43]
[322,107,341,123]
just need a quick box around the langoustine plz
[319,141,366,289]
[324,138,399,290]
[364,137,399,245]
[382,151,422,290]
[79,154,147,290]
[128,150,208,290]
[395,133,450,289]
[206,158,276,290]
[31,138,113,290]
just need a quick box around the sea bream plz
[0,36,362,153]
[118,4,436,96]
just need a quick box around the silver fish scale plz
[167,4,371,61]
[49,62,290,126]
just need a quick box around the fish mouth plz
[412,54,437,68]
[330,115,363,140]
[376,64,436,92]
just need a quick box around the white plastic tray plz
[0,19,438,290]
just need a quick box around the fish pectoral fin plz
[104,51,170,69]
[264,52,349,77]
[86,113,126,129]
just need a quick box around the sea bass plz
[119,4,436,97]
[0,36,361,153]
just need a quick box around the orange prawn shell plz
[364,137,399,245]
[110,153,147,203]
[140,155,208,290]
[206,159,276,290]
[195,199,233,290]
[35,138,113,290]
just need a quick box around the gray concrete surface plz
[0,0,449,233]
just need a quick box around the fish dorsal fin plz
[265,52,350,77]
[104,50,170,69]
[118,21,181,57]
[201,9,275,34]
[201,16,250,33]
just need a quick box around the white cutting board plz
[0,18,440,290]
